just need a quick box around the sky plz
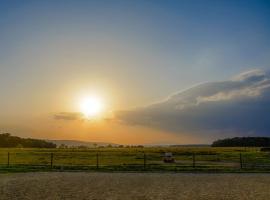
[0,0,270,144]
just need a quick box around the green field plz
[0,147,270,172]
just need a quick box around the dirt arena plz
[0,172,269,200]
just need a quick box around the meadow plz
[0,147,269,172]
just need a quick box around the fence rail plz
[1,150,270,172]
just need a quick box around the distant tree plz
[59,144,68,149]
[77,145,88,149]
[212,137,270,147]
[16,144,23,148]
[0,133,56,148]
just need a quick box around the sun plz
[79,95,104,118]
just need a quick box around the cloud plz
[54,112,83,121]
[115,69,270,138]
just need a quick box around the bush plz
[260,147,270,152]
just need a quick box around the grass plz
[0,147,270,173]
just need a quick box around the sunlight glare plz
[79,95,104,117]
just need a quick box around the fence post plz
[192,153,195,168]
[143,152,146,170]
[7,152,10,167]
[96,153,99,169]
[239,153,243,169]
[50,153,53,169]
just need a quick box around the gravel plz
[0,172,270,200]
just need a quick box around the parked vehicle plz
[163,152,175,163]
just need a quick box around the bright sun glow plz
[79,95,104,117]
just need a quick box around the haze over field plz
[0,0,270,145]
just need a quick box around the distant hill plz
[143,142,210,147]
[48,140,119,147]
[212,137,270,147]
[170,144,210,147]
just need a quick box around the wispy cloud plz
[54,112,83,121]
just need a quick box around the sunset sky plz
[1,0,270,144]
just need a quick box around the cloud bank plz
[116,69,270,138]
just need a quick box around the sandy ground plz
[0,172,270,200]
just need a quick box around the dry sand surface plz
[0,172,270,200]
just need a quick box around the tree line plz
[0,133,56,148]
[212,137,270,147]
